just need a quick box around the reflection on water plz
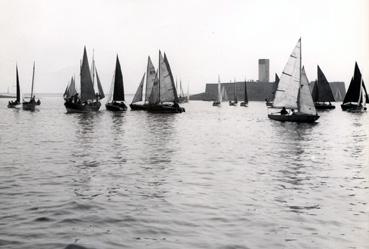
[0,98,368,249]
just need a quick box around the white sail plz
[145,56,156,102]
[273,39,301,109]
[132,73,145,104]
[217,76,222,102]
[222,86,229,101]
[298,67,316,115]
[159,52,178,102]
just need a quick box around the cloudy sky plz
[0,0,368,94]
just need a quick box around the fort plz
[190,58,346,102]
[190,81,346,102]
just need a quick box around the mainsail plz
[362,80,369,103]
[112,56,124,101]
[244,81,248,102]
[217,76,222,102]
[16,66,20,102]
[343,62,362,104]
[312,66,335,102]
[80,47,95,102]
[132,73,145,104]
[148,72,160,104]
[145,56,156,102]
[298,67,316,115]
[30,62,35,99]
[159,52,179,103]
[273,39,301,109]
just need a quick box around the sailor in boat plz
[280,107,288,115]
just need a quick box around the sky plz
[0,0,368,94]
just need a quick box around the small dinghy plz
[106,56,127,111]
[7,65,21,108]
[312,65,336,110]
[268,38,319,123]
[341,62,368,112]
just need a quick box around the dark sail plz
[16,66,20,102]
[95,68,105,99]
[80,47,95,102]
[312,66,335,102]
[113,56,124,101]
[343,62,362,104]
[269,73,279,100]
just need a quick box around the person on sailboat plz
[280,107,288,115]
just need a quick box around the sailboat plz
[145,51,185,113]
[22,62,41,111]
[212,76,222,106]
[341,62,368,112]
[240,80,248,107]
[266,74,279,107]
[130,56,157,110]
[178,80,187,103]
[106,55,127,111]
[64,47,104,113]
[268,38,319,123]
[229,80,238,106]
[311,65,335,109]
[7,65,21,108]
[186,84,190,102]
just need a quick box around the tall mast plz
[92,49,95,90]
[297,38,302,111]
[31,61,35,99]
[158,50,161,103]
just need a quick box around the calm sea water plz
[0,96,368,249]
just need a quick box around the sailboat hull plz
[240,102,248,107]
[130,103,147,110]
[315,103,335,110]
[212,101,221,106]
[7,101,20,108]
[106,102,127,111]
[145,104,185,113]
[65,101,101,113]
[341,103,366,112]
[22,101,37,111]
[229,101,237,106]
[268,113,320,123]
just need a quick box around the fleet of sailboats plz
[4,40,367,118]
[268,38,319,123]
[341,62,368,112]
[312,66,335,109]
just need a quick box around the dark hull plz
[229,101,237,106]
[341,103,366,112]
[130,103,147,110]
[106,102,127,111]
[315,103,335,110]
[265,101,273,107]
[240,102,248,107]
[22,102,36,111]
[212,101,221,106]
[64,101,101,113]
[145,104,185,113]
[8,101,20,108]
[268,113,320,123]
